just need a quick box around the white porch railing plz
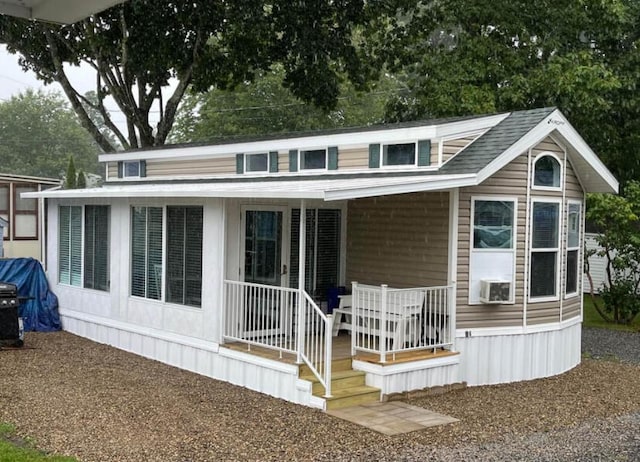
[350,282,455,362]
[223,280,333,397]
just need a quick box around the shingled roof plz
[439,107,556,175]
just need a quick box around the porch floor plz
[221,332,457,366]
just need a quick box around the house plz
[0,174,61,261]
[26,107,617,409]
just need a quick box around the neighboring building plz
[1,174,61,261]
[27,107,618,409]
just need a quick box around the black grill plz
[0,282,23,347]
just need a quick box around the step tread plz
[320,385,380,400]
[300,369,365,383]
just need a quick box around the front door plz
[242,208,287,337]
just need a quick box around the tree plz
[373,0,640,185]
[0,0,378,152]
[170,68,400,143]
[65,156,77,189]
[586,182,640,325]
[0,89,101,178]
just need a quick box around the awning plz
[0,0,124,23]
[23,174,477,202]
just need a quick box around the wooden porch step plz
[299,358,381,410]
[322,385,381,410]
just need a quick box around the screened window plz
[383,143,416,166]
[166,206,203,307]
[534,155,561,188]
[473,200,514,249]
[566,202,581,296]
[245,153,268,172]
[14,185,38,239]
[84,206,110,291]
[131,206,163,300]
[300,149,327,170]
[59,206,82,286]
[290,209,341,300]
[530,201,560,298]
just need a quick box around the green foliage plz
[0,90,101,178]
[76,169,86,189]
[0,423,76,461]
[170,68,397,142]
[0,0,377,151]
[375,0,640,186]
[586,181,640,324]
[65,157,77,189]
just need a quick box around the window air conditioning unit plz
[479,279,511,304]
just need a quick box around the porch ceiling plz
[23,174,477,201]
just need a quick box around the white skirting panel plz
[456,322,581,386]
[353,355,461,395]
[60,309,317,408]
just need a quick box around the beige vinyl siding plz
[562,296,581,321]
[145,157,236,177]
[527,300,561,324]
[338,147,369,170]
[442,135,478,165]
[457,153,529,329]
[346,191,449,288]
[107,162,118,180]
[277,151,289,172]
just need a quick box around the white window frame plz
[299,148,328,171]
[123,160,141,178]
[381,141,418,168]
[531,152,563,191]
[564,200,582,298]
[468,196,517,304]
[130,205,165,301]
[244,152,269,173]
[529,197,562,302]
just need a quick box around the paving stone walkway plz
[327,401,459,435]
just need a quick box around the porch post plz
[296,199,307,364]
[380,284,388,363]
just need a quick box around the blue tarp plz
[0,258,61,332]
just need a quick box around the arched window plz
[533,155,561,188]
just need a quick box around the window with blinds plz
[290,208,341,300]
[131,206,163,300]
[565,202,582,296]
[84,205,110,291]
[59,205,82,286]
[166,206,203,307]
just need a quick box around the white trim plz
[564,200,582,299]
[24,174,478,202]
[468,195,518,305]
[456,315,581,338]
[448,189,459,350]
[528,196,563,302]
[353,354,460,376]
[531,151,563,191]
[99,114,508,163]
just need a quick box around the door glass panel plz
[245,210,282,286]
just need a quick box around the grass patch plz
[583,295,640,332]
[0,423,76,462]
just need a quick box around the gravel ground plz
[0,329,639,461]
[582,326,640,365]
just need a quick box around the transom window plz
[300,149,327,170]
[473,200,514,249]
[533,154,561,188]
[383,143,416,166]
[245,153,268,172]
[530,200,560,298]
